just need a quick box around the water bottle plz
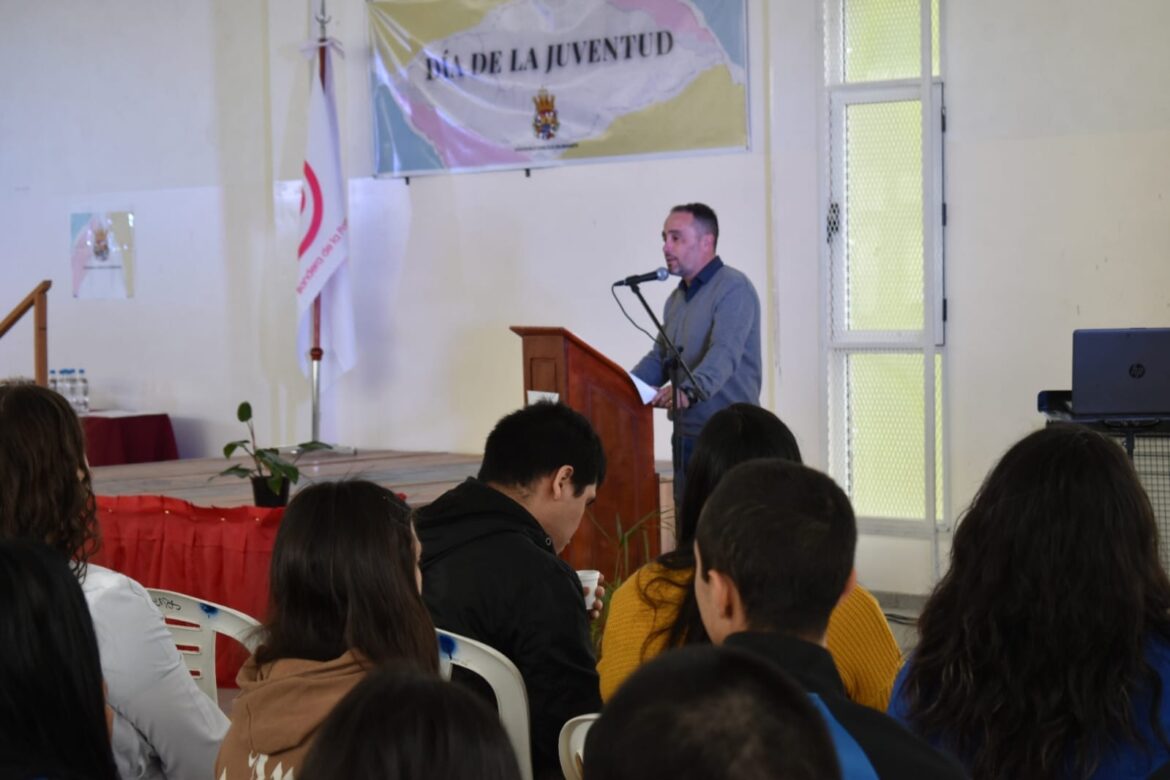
[77,369,90,414]
[59,369,76,411]
[48,369,58,395]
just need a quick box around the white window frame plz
[821,0,948,577]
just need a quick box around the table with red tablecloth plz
[83,412,179,467]
[93,494,280,687]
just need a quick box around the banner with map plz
[368,0,749,176]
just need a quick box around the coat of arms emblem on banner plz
[532,89,560,140]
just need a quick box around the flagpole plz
[309,0,330,443]
[311,300,322,441]
[316,0,330,41]
[300,0,354,454]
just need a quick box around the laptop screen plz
[1072,328,1170,417]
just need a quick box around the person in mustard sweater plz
[598,404,902,710]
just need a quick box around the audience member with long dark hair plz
[216,480,439,780]
[890,424,1170,778]
[0,539,119,780]
[0,380,228,780]
[300,666,521,780]
[598,403,902,709]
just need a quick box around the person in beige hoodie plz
[216,480,439,780]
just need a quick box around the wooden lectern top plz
[509,326,644,405]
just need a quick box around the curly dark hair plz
[899,424,1170,778]
[639,404,802,654]
[0,381,99,575]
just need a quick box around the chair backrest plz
[147,588,261,702]
[437,629,533,780]
[558,713,599,780]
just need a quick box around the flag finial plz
[315,0,330,41]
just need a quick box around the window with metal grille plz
[823,0,946,568]
[1110,434,1170,575]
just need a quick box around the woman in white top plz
[0,380,228,779]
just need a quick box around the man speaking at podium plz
[630,203,762,504]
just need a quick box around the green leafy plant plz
[216,401,329,493]
[591,509,658,586]
[588,508,658,651]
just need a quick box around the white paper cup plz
[577,569,601,610]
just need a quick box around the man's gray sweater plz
[631,259,761,438]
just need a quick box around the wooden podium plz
[511,327,660,578]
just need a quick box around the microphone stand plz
[623,281,708,497]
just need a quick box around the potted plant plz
[215,401,329,507]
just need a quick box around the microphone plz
[613,267,669,287]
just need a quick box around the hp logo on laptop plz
[1129,363,1146,379]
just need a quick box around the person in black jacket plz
[693,458,967,779]
[416,402,606,780]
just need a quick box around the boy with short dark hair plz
[694,458,966,779]
[584,644,842,780]
[417,402,606,779]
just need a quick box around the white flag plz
[297,39,355,388]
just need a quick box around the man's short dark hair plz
[671,203,719,249]
[583,645,840,780]
[696,459,856,638]
[477,402,606,496]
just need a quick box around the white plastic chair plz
[437,629,533,780]
[147,588,261,702]
[558,713,599,780]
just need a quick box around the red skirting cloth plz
[83,413,179,467]
[93,494,281,687]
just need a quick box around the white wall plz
[944,0,1170,512]
[1,3,280,454]
[0,1,771,460]
[3,1,1168,593]
[855,0,1170,593]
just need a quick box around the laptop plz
[1072,328,1170,417]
